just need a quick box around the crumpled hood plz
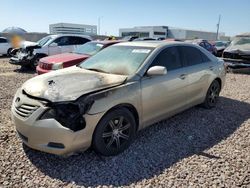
[41,53,90,64]
[21,41,39,48]
[224,44,250,55]
[22,66,127,102]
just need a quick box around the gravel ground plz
[0,57,249,188]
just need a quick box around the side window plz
[150,47,182,71]
[0,38,7,43]
[204,42,212,50]
[200,51,211,62]
[180,46,204,66]
[53,37,70,46]
[76,37,90,45]
[68,37,91,45]
[199,42,205,48]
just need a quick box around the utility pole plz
[216,15,221,40]
[98,17,103,35]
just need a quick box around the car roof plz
[49,34,92,40]
[115,41,182,48]
[90,40,123,45]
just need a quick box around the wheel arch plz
[100,103,140,131]
[214,77,222,89]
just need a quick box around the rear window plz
[73,42,104,55]
[180,46,210,66]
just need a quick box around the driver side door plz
[141,46,190,128]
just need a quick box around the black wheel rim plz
[102,116,131,150]
[208,83,220,105]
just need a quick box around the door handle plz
[179,74,187,80]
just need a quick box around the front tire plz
[202,80,221,109]
[7,48,13,56]
[92,108,136,156]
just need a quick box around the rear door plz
[57,36,72,53]
[141,46,190,127]
[179,46,213,104]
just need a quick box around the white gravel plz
[0,57,249,188]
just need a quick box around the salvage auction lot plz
[0,57,249,187]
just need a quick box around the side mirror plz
[49,42,58,47]
[147,66,167,76]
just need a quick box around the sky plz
[0,0,250,37]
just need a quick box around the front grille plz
[15,104,39,118]
[223,52,250,60]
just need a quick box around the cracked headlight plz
[40,103,86,132]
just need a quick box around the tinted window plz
[69,37,90,45]
[180,46,204,66]
[200,51,211,62]
[150,47,182,71]
[53,37,71,46]
[0,38,8,43]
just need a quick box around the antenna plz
[216,15,221,40]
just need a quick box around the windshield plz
[80,46,153,75]
[37,36,52,46]
[73,42,104,55]
[232,37,250,46]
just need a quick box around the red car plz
[36,40,121,74]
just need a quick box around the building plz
[119,26,168,38]
[49,23,97,36]
[119,26,230,41]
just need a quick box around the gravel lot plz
[0,57,249,188]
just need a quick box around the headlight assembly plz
[39,103,86,132]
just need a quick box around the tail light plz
[39,61,52,70]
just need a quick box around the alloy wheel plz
[102,116,131,150]
[208,82,220,105]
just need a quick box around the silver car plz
[11,41,226,156]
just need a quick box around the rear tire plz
[202,80,221,109]
[92,108,136,156]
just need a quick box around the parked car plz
[9,34,92,69]
[133,37,156,41]
[121,36,139,41]
[36,40,122,75]
[188,39,217,55]
[11,41,225,156]
[0,37,12,56]
[214,41,230,57]
[223,33,250,71]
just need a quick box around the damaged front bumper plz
[9,47,36,66]
[223,58,250,73]
[9,54,34,66]
[11,89,104,155]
